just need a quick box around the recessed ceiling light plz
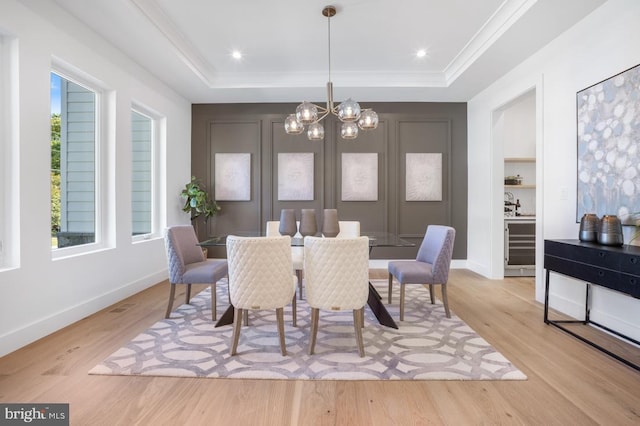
[416,49,427,59]
[231,50,242,60]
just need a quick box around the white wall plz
[502,91,536,159]
[501,91,537,216]
[468,0,640,340]
[0,0,192,356]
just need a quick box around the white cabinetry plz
[504,157,535,216]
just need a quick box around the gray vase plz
[299,209,317,237]
[278,209,297,236]
[322,209,339,238]
[597,214,623,246]
[579,213,599,242]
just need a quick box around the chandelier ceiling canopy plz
[284,5,379,141]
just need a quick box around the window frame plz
[51,61,110,259]
[0,34,19,270]
[131,104,162,242]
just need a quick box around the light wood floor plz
[1,269,639,425]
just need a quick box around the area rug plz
[89,280,526,380]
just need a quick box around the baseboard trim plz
[0,270,168,357]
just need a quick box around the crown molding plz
[444,0,538,85]
[208,71,447,89]
[129,0,217,87]
[129,0,535,91]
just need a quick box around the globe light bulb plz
[296,102,318,124]
[357,109,379,130]
[284,114,304,134]
[341,122,358,139]
[337,98,361,122]
[307,122,325,140]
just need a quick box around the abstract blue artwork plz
[576,63,640,225]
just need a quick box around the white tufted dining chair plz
[164,225,228,321]
[337,221,360,238]
[226,235,297,356]
[303,236,370,357]
[266,220,304,299]
[388,225,456,320]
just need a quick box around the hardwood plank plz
[1,271,639,425]
[296,381,336,425]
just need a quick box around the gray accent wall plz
[191,103,467,259]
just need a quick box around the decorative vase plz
[299,209,317,237]
[322,209,339,238]
[279,209,297,236]
[597,214,623,246]
[579,213,599,242]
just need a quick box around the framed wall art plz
[278,152,314,201]
[577,63,640,224]
[341,153,378,201]
[214,153,251,201]
[406,153,442,201]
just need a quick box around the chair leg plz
[388,273,393,304]
[400,284,406,321]
[165,283,176,319]
[353,308,365,357]
[296,269,303,300]
[210,283,217,321]
[243,309,249,326]
[276,307,287,356]
[360,307,365,328]
[231,308,243,355]
[185,284,192,304]
[291,294,297,327]
[441,284,451,318]
[429,284,435,305]
[309,308,320,355]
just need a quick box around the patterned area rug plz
[89,280,526,380]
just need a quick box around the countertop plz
[504,215,536,221]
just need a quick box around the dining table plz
[199,232,415,329]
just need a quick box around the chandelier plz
[284,5,379,141]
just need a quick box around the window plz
[0,36,7,267]
[0,34,18,268]
[51,70,99,250]
[131,108,153,238]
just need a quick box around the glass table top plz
[199,232,415,248]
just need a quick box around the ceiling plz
[28,0,606,103]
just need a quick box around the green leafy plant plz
[180,176,220,223]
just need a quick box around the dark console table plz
[544,239,640,371]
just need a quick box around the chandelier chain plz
[327,11,332,85]
[283,5,379,140]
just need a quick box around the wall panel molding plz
[192,103,467,259]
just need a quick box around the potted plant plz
[181,176,220,238]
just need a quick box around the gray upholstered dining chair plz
[266,220,304,299]
[226,235,298,356]
[164,225,228,320]
[304,236,370,357]
[387,225,456,320]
